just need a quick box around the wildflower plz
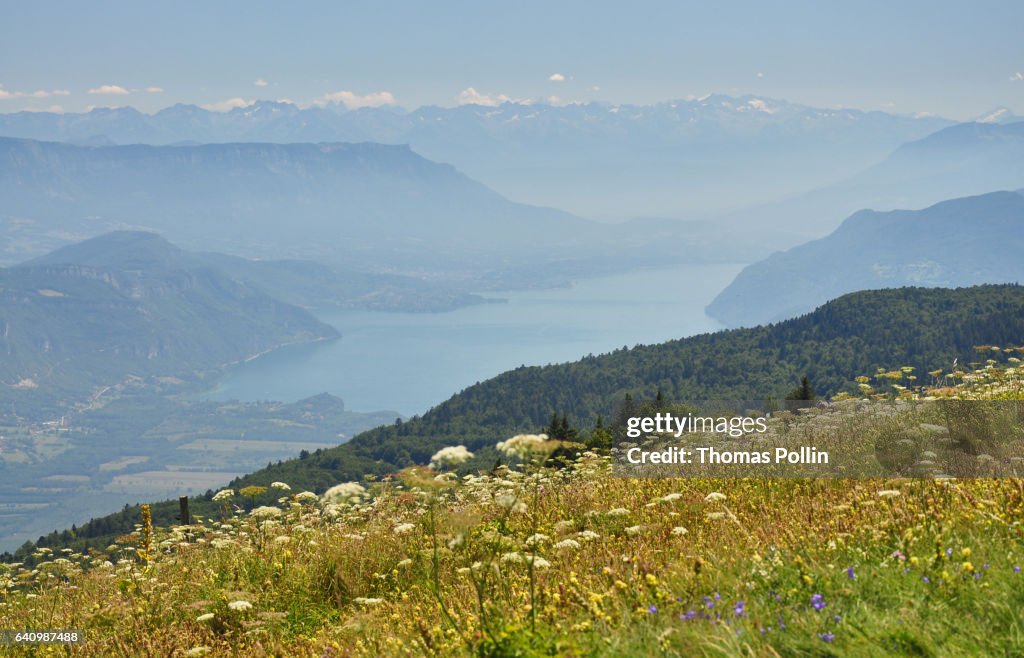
[295,491,318,503]
[962,562,974,572]
[525,533,549,547]
[430,445,474,469]
[819,632,835,643]
[393,523,416,535]
[671,526,688,536]
[495,433,549,459]
[228,600,253,612]
[704,492,727,502]
[1015,566,1021,574]
[846,566,855,579]
[270,481,291,491]
[554,538,580,551]
[661,493,683,503]
[877,490,901,498]
[196,613,215,622]
[734,601,745,616]
[353,597,384,606]
[212,489,235,502]
[250,506,282,519]
[682,610,697,621]
[397,559,413,568]
[273,536,291,545]
[322,482,366,503]
[625,525,643,536]
[577,530,600,542]
[961,548,971,558]
[606,507,630,517]
[531,556,552,569]
[811,594,826,611]
[648,605,658,614]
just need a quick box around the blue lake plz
[203,263,745,416]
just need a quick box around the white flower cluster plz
[496,433,549,459]
[212,489,234,502]
[430,445,474,469]
[322,482,366,503]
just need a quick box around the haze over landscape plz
[2,3,1024,655]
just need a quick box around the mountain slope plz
[707,191,1024,327]
[17,284,1024,558]
[234,284,1024,489]
[0,138,596,275]
[0,232,338,414]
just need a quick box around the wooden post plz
[178,495,190,526]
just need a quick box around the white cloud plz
[548,73,566,82]
[590,85,601,92]
[456,87,530,107]
[1011,72,1024,81]
[200,97,255,112]
[254,78,268,87]
[0,87,71,100]
[145,86,164,93]
[88,84,130,95]
[312,90,396,109]
[756,72,764,78]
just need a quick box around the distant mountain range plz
[0,231,339,415]
[0,96,952,219]
[0,137,754,284]
[707,191,1024,327]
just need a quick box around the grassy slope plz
[1,357,1022,656]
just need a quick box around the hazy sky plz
[2,0,1023,119]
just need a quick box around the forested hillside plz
[10,284,1023,560]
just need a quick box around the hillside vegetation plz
[1,351,1022,656]
[0,232,337,417]
[12,284,1024,562]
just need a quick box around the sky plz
[2,0,1023,120]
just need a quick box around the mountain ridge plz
[707,190,1024,327]
[0,232,340,416]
